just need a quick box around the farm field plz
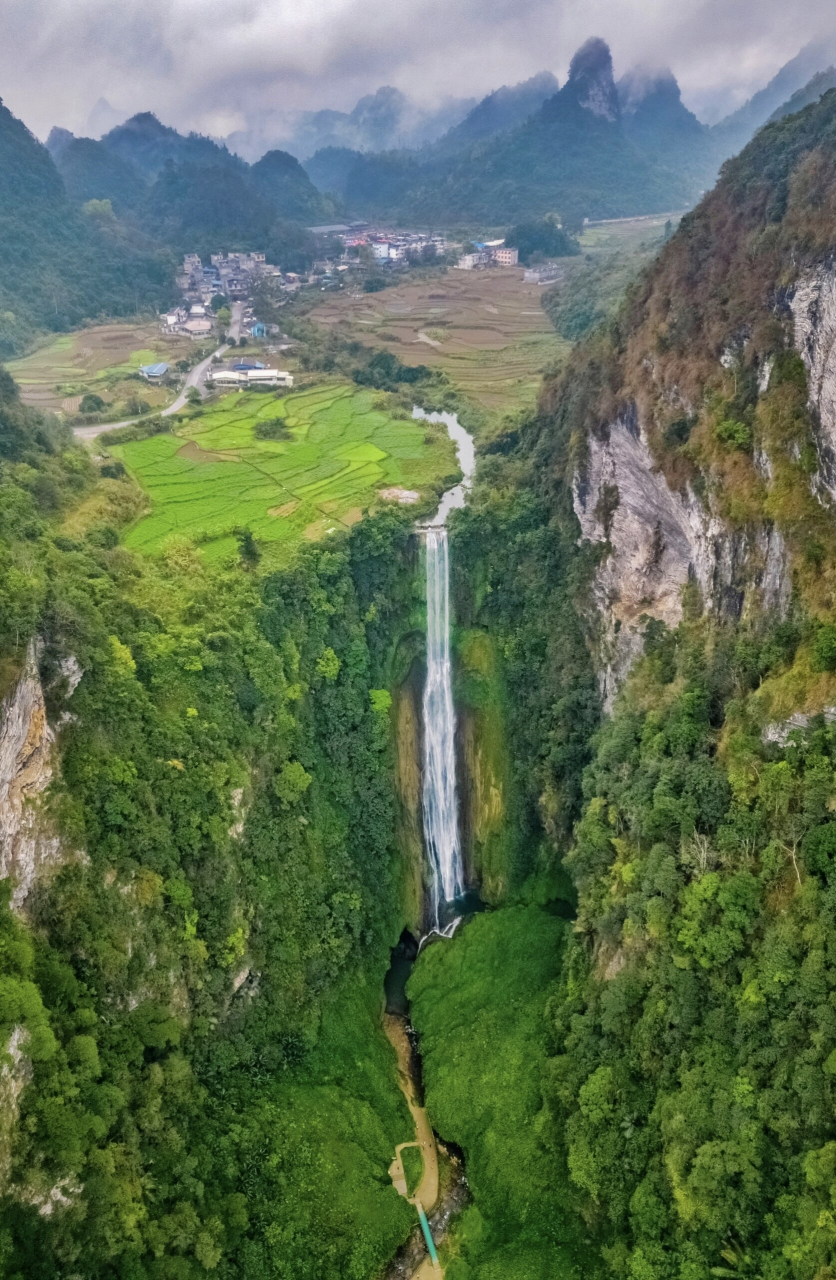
[6,321,194,415]
[311,268,569,421]
[310,218,673,425]
[110,383,459,561]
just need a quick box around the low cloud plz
[3,0,835,142]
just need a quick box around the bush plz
[79,393,105,414]
[363,276,387,293]
[254,418,290,440]
[813,623,836,672]
[715,417,752,451]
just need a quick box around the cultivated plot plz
[311,268,568,420]
[111,383,459,560]
[7,322,193,414]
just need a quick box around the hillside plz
[437,70,560,150]
[423,83,836,1279]
[0,99,173,355]
[48,113,335,259]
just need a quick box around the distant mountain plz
[100,112,244,180]
[332,38,693,225]
[0,98,172,354]
[45,111,335,258]
[47,128,147,213]
[250,148,337,222]
[617,68,716,191]
[440,71,560,148]
[303,147,364,201]
[227,86,475,163]
[766,66,836,124]
[711,38,836,155]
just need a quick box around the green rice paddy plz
[111,383,458,560]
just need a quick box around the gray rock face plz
[573,411,790,709]
[791,265,836,496]
[0,640,62,906]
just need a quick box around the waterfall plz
[421,526,464,925]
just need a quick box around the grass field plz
[6,322,194,415]
[110,383,459,561]
[311,269,569,421]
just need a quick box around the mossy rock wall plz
[455,627,520,902]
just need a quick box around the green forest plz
[5,28,836,1280]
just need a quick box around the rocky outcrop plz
[0,1026,31,1193]
[573,411,790,709]
[791,264,836,497]
[0,640,67,906]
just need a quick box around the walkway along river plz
[383,408,476,1278]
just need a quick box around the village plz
[139,224,545,397]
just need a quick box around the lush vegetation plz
[504,217,580,265]
[409,907,595,1280]
[0,102,173,356]
[110,382,459,559]
[420,80,836,1280]
[0,368,428,1276]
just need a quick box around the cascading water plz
[422,526,464,926]
[413,407,475,929]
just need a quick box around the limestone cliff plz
[792,264,836,499]
[0,639,74,907]
[572,412,789,709]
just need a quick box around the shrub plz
[79,393,105,414]
[813,623,836,672]
[254,418,290,440]
[715,417,752,451]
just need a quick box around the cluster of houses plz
[176,251,281,303]
[162,302,215,340]
[456,241,519,270]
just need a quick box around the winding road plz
[73,301,243,442]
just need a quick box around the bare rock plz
[0,640,63,907]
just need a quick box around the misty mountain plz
[249,148,337,222]
[332,38,693,225]
[710,37,836,155]
[100,112,244,180]
[47,127,147,213]
[766,66,836,125]
[303,147,364,201]
[618,67,713,183]
[440,71,560,148]
[226,86,475,164]
[0,98,172,354]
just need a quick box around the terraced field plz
[312,268,569,421]
[6,322,193,414]
[111,383,459,561]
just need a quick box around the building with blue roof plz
[139,363,170,383]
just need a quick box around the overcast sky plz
[3,0,836,141]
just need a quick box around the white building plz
[207,368,294,389]
[523,263,565,285]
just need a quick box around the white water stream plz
[413,408,476,928]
